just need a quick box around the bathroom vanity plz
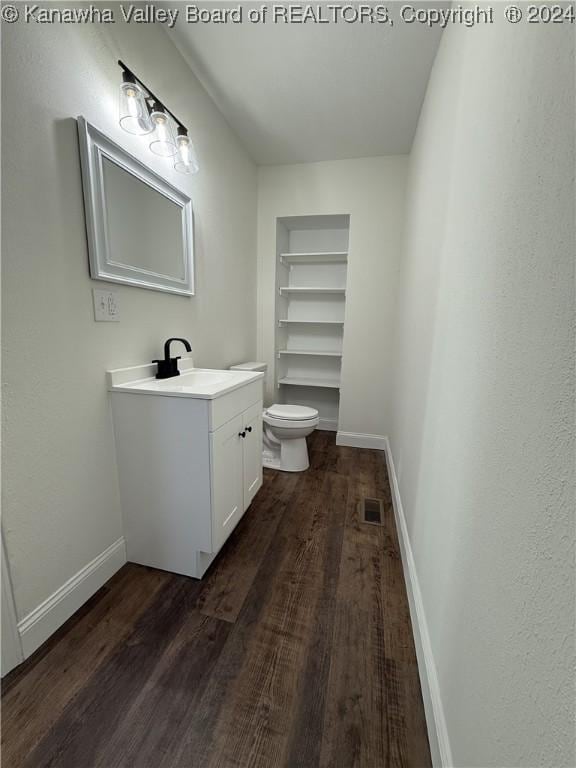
[108,360,264,578]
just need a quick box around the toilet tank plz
[229,362,268,373]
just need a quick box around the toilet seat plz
[265,404,318,421]
[263,413,319,430]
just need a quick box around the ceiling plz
[168,6,444,165]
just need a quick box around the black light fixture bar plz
[117,59,187,133]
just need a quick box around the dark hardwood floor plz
[2,432,431,768]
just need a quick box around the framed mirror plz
[77,116,194,296]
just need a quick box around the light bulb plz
[125,87,138,117]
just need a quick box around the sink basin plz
[151,370,231,390]
[107,364,264,400]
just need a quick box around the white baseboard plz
[17,537,126,658]
[1,533,24,676]
[318,418,337,432]
[384,437,453,768]
[336,431,387,450]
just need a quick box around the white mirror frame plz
[77,116,195,296]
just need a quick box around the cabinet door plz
[242,402,263,511]
[210,414,244,553]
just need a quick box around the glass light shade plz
[119,81,152,135]
[149,109,177,157]
[174,134,199,175]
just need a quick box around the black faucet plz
[153,338,192,380]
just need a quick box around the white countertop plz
[107,362,264,400]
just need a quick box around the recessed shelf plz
[278,349,342,357]
[279,287,345,295]
[275,215,349,424]
[278,319,344,326]
[280,251,348,264]
[278,376,341,389]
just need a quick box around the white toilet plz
[229,362,319,472]
[262,403,319,472]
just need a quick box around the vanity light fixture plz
[117,60,198,174]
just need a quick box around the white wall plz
[2,22,257,627]
[390,18,575,768]
[257,157,407,437]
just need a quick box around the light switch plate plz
[93,289,120,322]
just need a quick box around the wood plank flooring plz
[2,431,431,768]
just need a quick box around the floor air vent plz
[360,497,384,526]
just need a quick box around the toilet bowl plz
[262,404,319,472]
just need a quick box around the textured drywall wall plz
[390,17,575,768]
[2,22,257,619]
[257,157,407,436]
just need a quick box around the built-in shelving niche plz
[275,214,350,431]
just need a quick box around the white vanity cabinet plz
[108,363,264,579]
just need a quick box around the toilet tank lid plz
[266,404,318,420]
[229,362,268,372]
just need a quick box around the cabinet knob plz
[245,426,252,433]
[239,431,246,438]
